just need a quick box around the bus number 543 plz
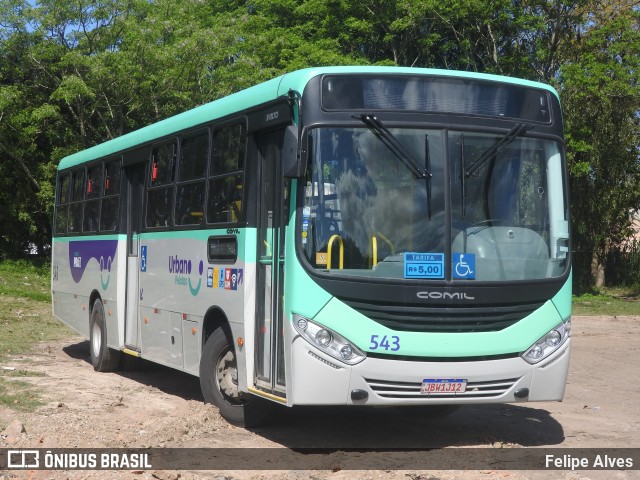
[370,335,400,351]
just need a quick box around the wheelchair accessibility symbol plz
[453,253,476,279]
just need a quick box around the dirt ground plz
[1,315,639,480]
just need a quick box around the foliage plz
[1,0,639,289]
[606,239,640,288]
[560,9,640,287]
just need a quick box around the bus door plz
[123,162,146,350]
[255,128,289,398]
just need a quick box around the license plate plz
[421,378,467,395]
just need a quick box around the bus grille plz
[342,300,543,333]
[365,377,520,399]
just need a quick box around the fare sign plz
[404,253,445,279]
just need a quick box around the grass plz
[0,379,46,412]
[0,258,51,302]
[0,259,73,413]
[572,286,640,316]
[0,369,47,377]
[0,295,69,361]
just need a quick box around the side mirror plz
[282,125,306,178]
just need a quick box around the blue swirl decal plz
[69,240,118,291]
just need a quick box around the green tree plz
[0,26,61,256]
[1,0,639,290]
[1,0,135,256]
[560,9,640,288]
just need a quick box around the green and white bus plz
[52,66,571,426]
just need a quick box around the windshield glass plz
[301,127,568,281]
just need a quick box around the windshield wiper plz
[464,123,533,178]
[353,114,431,179]
[354,113,433,218]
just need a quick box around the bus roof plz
[57,66,559,171]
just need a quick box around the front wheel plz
[199,327,273,427]
[89,298,120,372]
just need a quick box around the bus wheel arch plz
[201,306,229,348]
[89,290,102,319]
[199,308,272,427]
[89,296,120,372]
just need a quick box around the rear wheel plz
[89,298,120,372]
[199,327,273,427]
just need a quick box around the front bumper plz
[289,335,570,405]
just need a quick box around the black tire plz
[89,298,121,372]
[199,327,273,427]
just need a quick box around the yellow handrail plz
[327,234,344,270]
[370,233,395,268]
[370,236,378,267]
[376,232,395,255]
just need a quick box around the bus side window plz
[68,170,85,233]
[150,143,175,186]
[83,163,102,232]
[55,173,71,234]
[207,123,246,224]
[176,132,207,226]
[147,142,176,228]
[100,159,121,232]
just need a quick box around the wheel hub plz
[216,350,239,399]
[91,322,101,356]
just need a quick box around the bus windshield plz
[302,126,569,281]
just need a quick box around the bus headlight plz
[293,314,366,365]
[522,318,571,364]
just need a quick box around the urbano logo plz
[169,255,203,296]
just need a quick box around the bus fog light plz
[522,318,571,364]
[296,317,308,331]
[292,314,366,365]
